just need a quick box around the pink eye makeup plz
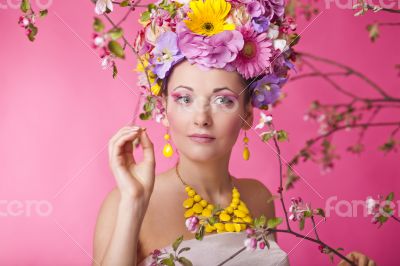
[213,94,236,106]
[171,93,192,104]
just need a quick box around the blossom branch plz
[297,51,398,100]
[271,123,292,232]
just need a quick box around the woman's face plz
[161,60,254,162]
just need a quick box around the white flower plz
[244,237,257,251]
[255,112,273,130]
[22,18,30,26]
[267,24,279,40]
[95,0,113,15]
[273,39,287,52]
[366,197,378,215]
[173,0,191,4]
[101,55,113,70]
[94,36,106,48]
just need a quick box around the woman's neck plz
[174,155,234,205]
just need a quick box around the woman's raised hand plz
[338,251,376,266]
[108,125,156,204]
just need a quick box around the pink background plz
[1,0,399,265]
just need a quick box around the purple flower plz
[270,49,297,77]
[269,0,285,19]
[251,74,287,109]
[247,1,265,18]
[252,16,270,33]
[151,31,184,79]
[185,216,200,233]
[258,0,284,22]
[176,22,244,69]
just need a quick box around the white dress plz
[138,231,290,266]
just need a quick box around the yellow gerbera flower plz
[184,0,235,36]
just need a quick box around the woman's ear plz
[241,103,253,130]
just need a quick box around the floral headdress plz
[133,0,298,122]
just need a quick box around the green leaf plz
[267,217,282,229]
[260,131,274,142]
[139,112,152,120]
[299,218,305,231]
[27,23,38,42]
[208,216,216,225]
[93,17,105,32]
[367,23,379,42]
[148,3,157,11]
[108,41,125,59]
[254,215,267,227]
[108,27,124,40]
[315,208,325,218]
[39,9,48,18]
[112,64,118,79]
[140,11,151,22]
[143,101,155,112]
[303,210,312,218]
[386,192,394,202]
[21,0,30,13]
[177,257,193,266]
[195,225,205,240]
[285,167,300,190]
[160,257,175,266]
[277,130,289,142]
[120,0,130,7]
[172,235,183,251]
[178,247,190,255]
[288,33,300,47]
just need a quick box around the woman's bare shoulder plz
[235,177,273,197]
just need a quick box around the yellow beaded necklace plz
[176,162,254,234]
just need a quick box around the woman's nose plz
[192,97,213,127]
[194,110,212,127]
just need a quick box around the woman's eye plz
[215,96,234,105]
[175,95,192,104]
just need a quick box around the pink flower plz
[259,241,266,249]
[288,197,310,222]
[246,227,255,235]
[185,216,199,233]
[176,22,244,69]
[231,24,272,79]
[244,237,258,251]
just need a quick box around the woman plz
[93,59,375,265]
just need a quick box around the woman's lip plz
[189,136,216,143]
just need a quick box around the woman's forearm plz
[100,196,146,266]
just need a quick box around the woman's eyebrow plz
[213,87,238,95]
[173,85,193,91]
[173,85,239,95]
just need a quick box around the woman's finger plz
[110,128,141,167]
[368,260,376,266]
[356,253,368,266]
[338,253,356,266]
[109,126,141,147]
[138,128,155,165]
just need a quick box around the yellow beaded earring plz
[242,130,250,161]
[162,129,173,158]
